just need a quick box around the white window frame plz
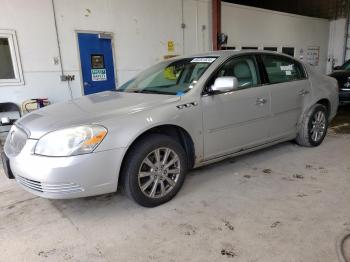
[0,29,24,86]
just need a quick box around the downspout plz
[212,0,221,50]
[181,0,185,55]
[51,0,74,100]
[196,0,199,52]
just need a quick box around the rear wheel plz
[295,104,328,147]
[122,134,188,207]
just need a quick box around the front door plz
[202,55,271,160]
[78,33,116,95]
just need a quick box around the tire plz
[295,104,328,147]
[121,134,188,207]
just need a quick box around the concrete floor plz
[1,106,350,262]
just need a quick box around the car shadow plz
[331,104,350,134]
[49,140,308,212]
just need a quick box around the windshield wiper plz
[140,90,172,95]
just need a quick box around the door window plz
[261,55,305,84]
[91,55,105,69]
[210,56,260,89]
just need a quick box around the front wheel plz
[295,104,328,147]
[121,134,188,207]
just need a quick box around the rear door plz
[78,33,116,95]
[260,54,310,139]
[202,55,271,160]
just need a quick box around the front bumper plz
[5,139,125,199]
[339,89,350,102]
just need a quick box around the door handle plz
[299,89,310,96]
[256,98,267,106]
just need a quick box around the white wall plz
[0,0,69,104]
[0,0,210,105]
[327,18,346,72]
[222,3,331,73]
[1,0,344,107]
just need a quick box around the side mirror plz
[211,77,239,93]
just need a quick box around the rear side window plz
[261,55,306,84]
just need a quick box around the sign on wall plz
[91,69,107,81]
[306,46,320,66]
[168,41,175,53]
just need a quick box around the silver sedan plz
[2,51,338,207]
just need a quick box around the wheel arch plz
[297,97,331,135]
[315,98,331,117]
[118,124,196,186]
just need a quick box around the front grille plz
[338,79,349,90]
[16,175,43,192]
[16,175,84,194]
[4,125,28,156]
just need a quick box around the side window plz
[221,46,236,50]
[213,56,260,89]
[261,55,305,84]
[0,30,24,86]
[282,47,295,57]
[0,38,15,79]
[264,47,278,52]
[242,46,258,50]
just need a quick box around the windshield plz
[342,60,350,70]
[118,57,217,95]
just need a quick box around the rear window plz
[261,55,306,84]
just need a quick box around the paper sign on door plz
[91,69,107,81]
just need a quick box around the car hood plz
[329,70,350,78]
[17,91,180,139]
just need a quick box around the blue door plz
[78,33,116,95]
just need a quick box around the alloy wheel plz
[138,147,181,199]
[310,111,326,142]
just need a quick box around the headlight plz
[34,125,107,157]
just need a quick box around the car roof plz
[164,50,302,65]
[191,49,294,58]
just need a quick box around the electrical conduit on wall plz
[51,0,74,100]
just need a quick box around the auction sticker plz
[191,57,216,63]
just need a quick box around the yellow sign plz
[167,41,175,53]
[164,66,177,80]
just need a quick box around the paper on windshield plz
[191,57,217,63]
